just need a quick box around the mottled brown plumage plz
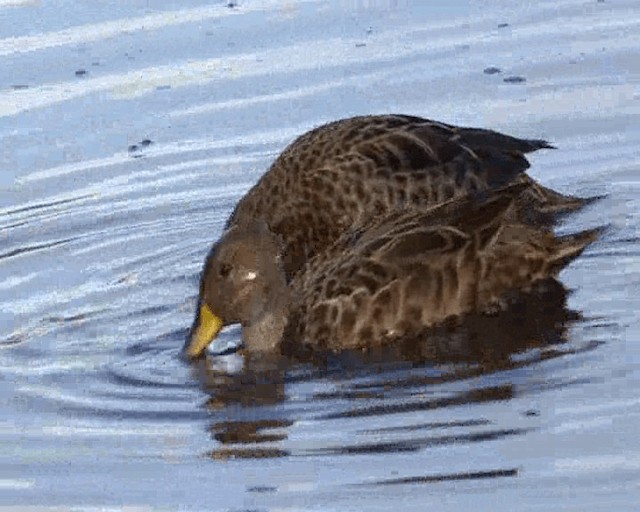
[285,186,600,351]
[227,114,590,278]
[184,115,600,358]
[186,186,600,356]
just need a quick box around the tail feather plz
[549,227,604,274]
[454,127,555,154]
[538,192,605,215]
[516,178,604,226]
[529,180,604,214]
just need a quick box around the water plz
[1,0,639,510]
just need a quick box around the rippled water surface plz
[1,1,639,510]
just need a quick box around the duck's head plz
[184,220,287,359]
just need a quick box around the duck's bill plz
[184,304,224,359]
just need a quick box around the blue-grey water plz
[1,1,639,510]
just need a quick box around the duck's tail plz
[532,182,604,214]
[516,177,604,226]
[548,226,604,275]
[448,126,555,154]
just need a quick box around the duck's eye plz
[219,263,233,278]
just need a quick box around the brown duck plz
[185,185,599,357]
[226,114,592,278]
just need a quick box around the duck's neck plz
[241,281,291,352]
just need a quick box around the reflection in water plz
[305,426,531,456]
[192,353,288,409]
[321,384,519,421]
[189,353,292,459]
[188,278,597,464]
[212,419,292,445]
[369,468,519,486]
[357,418,491,434]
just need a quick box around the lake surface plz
[1,0,639,510]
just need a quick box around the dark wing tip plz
[526,139,556,151]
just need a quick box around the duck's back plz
[226,115,556,277]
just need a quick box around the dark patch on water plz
[306,428,530,456]
[357,418,491,434]
[0,331,26,347]
[212,419,293,444]
[208,448,289,460]
[369,467,518,485]
[0,219,28,230]
[312,389,385,400]
[105,367,199,390]
[503,76,526,84]
[321,385,516,420]
[58,403,210,422]
[1,194,93,217]
[128,138,154,155]
[0,236,78,261]
[42,311,100,324]
[247,485,277,493]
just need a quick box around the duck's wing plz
[344,182,526,251]
[342,116,598,222]
[309,114,541,192]
[278,114,552,164]
[231,114,540,224]
[292,187,601,350]
[230,117,543,273]
[515,174,603,224]
[292,188,517,350]
[228,114,595,277]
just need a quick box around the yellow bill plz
[185,304,224,359]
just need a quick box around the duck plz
[225,114,592,278]
[184,184,600,358]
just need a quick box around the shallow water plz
[1,0,639,510]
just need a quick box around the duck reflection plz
[187,277,590,461]
[188,352,292,459]
[208,419,292,460]
[194,352,288,409]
